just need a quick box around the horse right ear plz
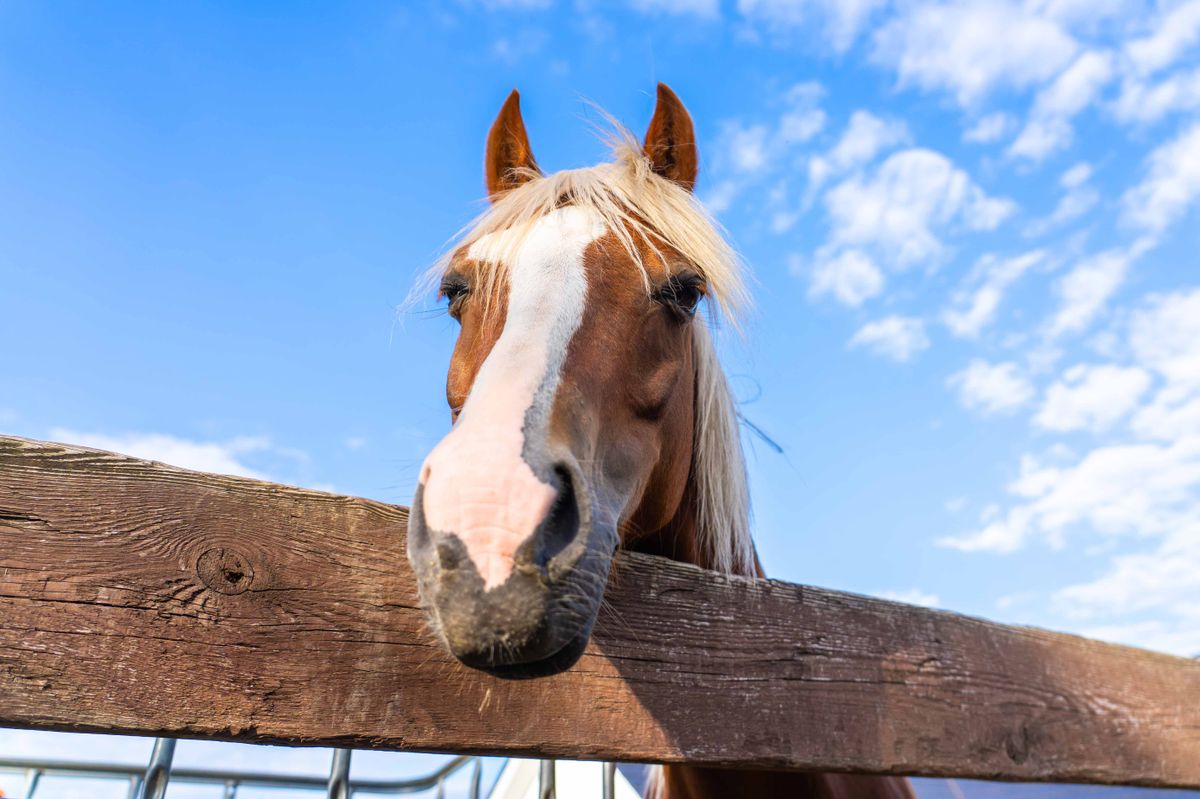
[485,89,541,200]
[643,83,698,192]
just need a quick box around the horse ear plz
[485,89,540,199]
[643,83,698,192]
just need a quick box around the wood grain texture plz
[1,434,1198,786]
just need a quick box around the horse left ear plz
[643,83,698,192]
[486,89,541,200]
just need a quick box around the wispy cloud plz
[1025,162,1100,237]
[738,0,888,52]
[822,148,1015,269]
[1045,245,1140,338]
[1122,120,1200,235]
[963,112,1014,143]
[805,249,885,307]
[947,359,1035,415]
[872,0,1079,107]
[941,285,1200,654]
[1034,364,1151,433]
[49,428,275,479]
[848,315,930,362]
[1009,49,1114,160]
[1123,0,1200,77]
[629,0,719,18]
[943,250,1045,338]
[877,588,942,607]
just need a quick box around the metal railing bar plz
[602,762,615,799]
[138,738,176,799]
[22,768,41,799]
[538,759,555,799]
[469,758,482,799]
[327,749,352,799]
[0,754,476,794]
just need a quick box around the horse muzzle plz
[407,459,616,677]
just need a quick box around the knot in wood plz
[1004,724,1032,764]
[197,548,254,595]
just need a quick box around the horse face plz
[406,86,702,677]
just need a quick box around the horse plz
[405,83,916,799]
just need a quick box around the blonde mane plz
[418,129,756,577]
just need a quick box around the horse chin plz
[415,512,619,680]
[461,623,593,680]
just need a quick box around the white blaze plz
[419,207,604,589]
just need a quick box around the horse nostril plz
[535,464,581,566]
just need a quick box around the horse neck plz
[630,469,761,577]
[627,354,760,578]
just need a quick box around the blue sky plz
[2,1,1199,795]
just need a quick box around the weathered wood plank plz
[1,434,1197,786]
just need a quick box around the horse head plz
[406,84,752,678]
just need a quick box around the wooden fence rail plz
[1,434,1198,788]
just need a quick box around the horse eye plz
[658,275,706,319]
[439,277,470,317]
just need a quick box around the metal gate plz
[0,738,630,799]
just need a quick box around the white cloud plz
[848,315,930,361]
[1129,288,1200,441]
[1075,618,1200,658]
[344,436,368,450]
[1009,49,1115,160]
[1027,187,1100,237]
[1135,392,1200,442]
[1112,66,1200,125]
[878,588,942,607]
[779,95,828,143]
[707,82,826,214]
[704,179,740,213]
[490,29,550,63]
[946,287,1200,654]
[1026,0,1133,28]
[629,0,719,17]
[808,249,885,306]
[738,0,888,51]
[1124,0,1200,77]
[1057,519,1200,656]
[824,148,1016,268]
[948,359,1035,415]
[943,250,1045,337]
[1025,163,1099,236]
[963,112,1014,143]
[1060,162,1092,188]
[1056,523,1200,619]
[1122,120,1200,235]
[806,110,908,200]
[940,436,1200,554]
[714,86,827,178]
[1129,288,1200,395]
[1046,247,1136,338]
[873,0,1079,107]
[1031,50,1114,118]
[828,110,909,171]
[722,122,772,173]
[1034,364,1152,432]
[48,429,272,479]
